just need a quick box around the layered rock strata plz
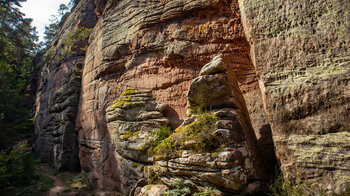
[32,0,350,194]
[239,0,350,194]
[35,69,81,170]
[77,0,271,188]
[154,56,267,195]
[34,0,105,170]
[105,89,169,194]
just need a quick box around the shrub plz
[63,27,92,54]
[0,142,53,195]
[269,169,286,196]
[151,111,221,158]
[149,126,172,155]
[0,142,36,189]
[165,179,222,196]
[165,179,193,196]
[69,172,90,188]
[193,187,222,196]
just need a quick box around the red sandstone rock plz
[75,0,269,190]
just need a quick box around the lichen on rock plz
[239,0,350,193]
[105,88,169,194]
[150,55,268,195]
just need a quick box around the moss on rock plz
[150,112,221,159]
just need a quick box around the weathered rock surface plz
[105,89,169,194]
[76,0,270,189]
[154,56,267,195]
[239,0,350,194]
[135,184,168,196]
[34,0,105,170]
[35,69,81,170]
[33,0,350,194]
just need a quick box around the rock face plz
[154,56,267,195]
[76,0,270,190]
[239,0,350,194]
[32,0,350,194]
[33,0,105,170]
[105,89,169,194]
[35,69,81,170]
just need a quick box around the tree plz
[58,4,68,16]
[68,0,80,9]
[0,0,26,27]
[42,3,69,48]
[0,0,38,149]
[43,15,59,47]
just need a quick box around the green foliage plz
[112,97,132,110]
[69,172,90,188]
[269,169,287,196]
[43,3,70,47]
[43,21,58,47]
[0,0,37,149]
[268,168,324,196]
[58,4,68,16]
[193,187,222,196]
[62,27,92,54]
[68,0,80,9]
[11,175,54,196]
[165,179,222,196]
[119,130,140,141]
[165,179,193,196]
[149,126,172,156]
[151,111,221,158]
[184,111,218,137]
[0,142,53,195]
[137,144,146,152]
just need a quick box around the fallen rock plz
[136,184,168,196]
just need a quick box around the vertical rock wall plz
[34,0,105,170]
[239,0,350,194]
[32,0,350,194]
[77,0,270,189]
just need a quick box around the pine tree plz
[58,3,68,16]
[43,3,69,47]
[0,0,38,149]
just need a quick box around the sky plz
[20,0,71,42]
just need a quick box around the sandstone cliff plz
[33,0,350,195]
[239,0,350,193]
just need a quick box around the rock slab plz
[239,0,350,194]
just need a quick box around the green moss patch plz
[119,130,140,141]
[111,88,140,110]
[150,112,222,159]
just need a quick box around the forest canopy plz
[0,0,39,149]
[0,0,80,149]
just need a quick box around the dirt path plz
[36,165,70,196]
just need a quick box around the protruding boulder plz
[187,55,248,117]
[199,54,225,76]
[135,184,168,196]
[105,88,169,194]
[152,55,268,195]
